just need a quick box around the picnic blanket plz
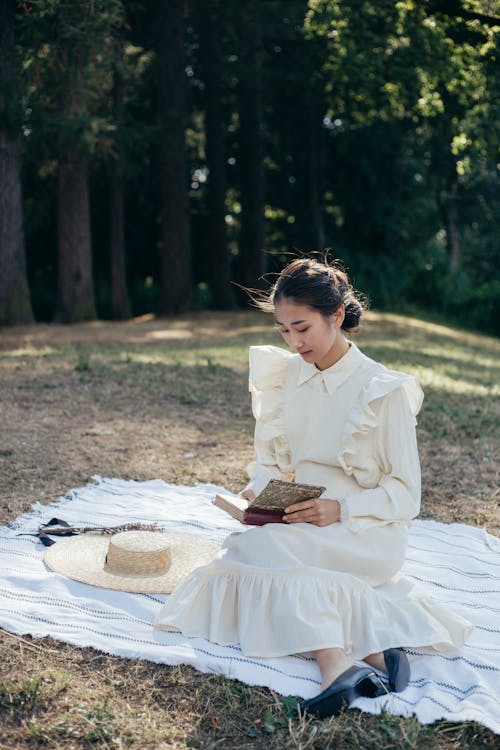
[0,476,498,734]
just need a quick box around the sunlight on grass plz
[1,345,58,358]
[369,312,500,347]
[418,370,498,397]
[416,346,499,370]
[144,329,195,340]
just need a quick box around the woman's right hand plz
[239,489,256,502]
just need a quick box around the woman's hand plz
[283,498,340,526]
[240,489,256,502]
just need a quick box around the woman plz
[156,258,472,718]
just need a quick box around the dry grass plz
[0,310,499,749]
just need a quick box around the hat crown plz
[105,531,172,576]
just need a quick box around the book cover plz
[214,480,325,526]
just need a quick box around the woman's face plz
[274,298,347,371]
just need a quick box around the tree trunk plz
[56,150,96,322]
[156,0,191,313]
[308,95,325,251]
[110,48,130,319]
[237,3,266,289]
[0,0,33,325]
[198,0,233,309]
[110,157,130,319]
[444,173,460,269]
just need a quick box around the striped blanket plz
[0,477,498,733]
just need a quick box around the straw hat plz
[43,530,220,593]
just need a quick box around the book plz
[213,492,248,524]
[214,479,326,526]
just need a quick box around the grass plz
[0,310,499,749]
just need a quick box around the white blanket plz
[0,477,498,733]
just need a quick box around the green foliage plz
[129,277,160,317]
[74,348,91,372]
[83,701,115,744]
[405,262,500,336]
[0,676,43,716]
[300,0,500,326]
[0,3,24,134]
[0,293,34,326]
[456,280,500,334]
[18,0,125,157]
[10,0,500,329]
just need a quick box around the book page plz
[214,493,248,523]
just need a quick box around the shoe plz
[383,648,410,692]
[300,665,380,719]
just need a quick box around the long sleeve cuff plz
[337,497,350,523]
[344,476,420,524]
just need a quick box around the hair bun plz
[342,296,363,333]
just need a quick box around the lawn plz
[0,310,498,749]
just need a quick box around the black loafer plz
[384,648,410,692]
[300,665,380,719]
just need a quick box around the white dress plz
[156,344,473,658]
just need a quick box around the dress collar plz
[296,343,367,395]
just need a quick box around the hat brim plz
[44,532,220,593]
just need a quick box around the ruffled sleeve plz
[245,346,294,496]
[338,369,424,533]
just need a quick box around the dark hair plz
[254,258,365,334]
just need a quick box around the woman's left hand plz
[283,498,341,526]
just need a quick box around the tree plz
[305,0,498,280]
[307,92,326,251]
[156,0,192,313]
[109,32,131,319]
[52,2,98,322]
[237,1,266,288]
[196,0,234,308]
[421,8,499,269]
[9,0,499,331]
[20,0,124,322]
[0,0,33,325]
[56,149,95,322]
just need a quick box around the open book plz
[214,479,325,526]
